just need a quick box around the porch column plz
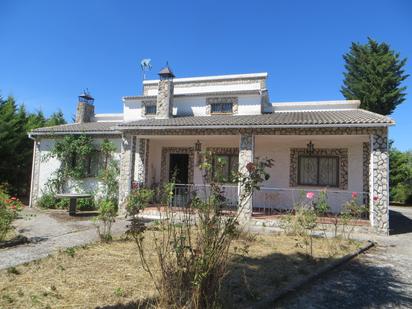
[369,128,389,234]
[238,133,255,222]
[134,138,149,185]
[118,134,134,215]
[29,139,41,207]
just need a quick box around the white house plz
[29,66,394,234]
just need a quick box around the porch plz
[117,129,389,233]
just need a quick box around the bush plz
[77,198,96,211]
[37,193,69,209]
[0,191,23,241]
[391,183,412,205]
[126,188,154,217]
[94,199,117,242]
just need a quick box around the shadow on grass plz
[221,249,412,309]
[96,298,157,309]
[389,209,412,235]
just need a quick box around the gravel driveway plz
[278,206,412,308]
[0,207,128,270]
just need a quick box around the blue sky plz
[1,0,411,150]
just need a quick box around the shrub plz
[0,191,23,241]
[314,190,330,215]
[37,193,69,209]
[128,154,274,308]
[126,188,154,217]
[77,198,96,211]
[94,199,117,242]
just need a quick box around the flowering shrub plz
[0,191,23,241]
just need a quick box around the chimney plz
[156,65,175,119]
[76,91,95,123]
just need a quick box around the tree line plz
[0,96,66,197]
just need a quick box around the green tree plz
[0,95,66,196]
[341,38,408,115]
[389,145,412,204]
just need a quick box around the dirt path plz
[277,206,412,308]
[0,207,127,270]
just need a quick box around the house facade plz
[29,67,394,234]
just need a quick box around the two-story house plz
[29,66,394,233]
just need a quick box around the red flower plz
[352,192,358,199]
[246,162,256,173]
[11,197,17,201]
[373,195,379,202]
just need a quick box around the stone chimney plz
[156,65,175,119]
[76,91,95,123]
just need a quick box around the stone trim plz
[289,148,348,190]
[206,147,239,155]
[145,139,150,184]
[238,134,255,222]
[30,140,41,207]
[370,129,389,234]
[118,135,134,214]
[127,127,386,137]
[363,142,370,196]
[206,97,238,115]
[160,147,195,184]
[141,100,157,117]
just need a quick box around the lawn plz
[0,232,363,308]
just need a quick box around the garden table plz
[55,193,92,216]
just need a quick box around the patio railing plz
[169,184,369,214]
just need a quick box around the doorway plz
[169,153,189,184]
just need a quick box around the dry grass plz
[0,233,362,309]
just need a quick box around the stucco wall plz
[35,137,122,201]
[144,134,368,213]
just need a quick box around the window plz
[86,151,100,177]
[212,154,238,183]
[210,102,233,114]
[145,104,156,115]
[298,156,339,187]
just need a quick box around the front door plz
[169,153,189,184]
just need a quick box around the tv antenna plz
[140,58,152,80]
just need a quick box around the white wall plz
[144,134,368,213]
[36,137,122,199]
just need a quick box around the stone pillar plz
[156,79,174,119]
[238,133,255,222]
[118,134,134,214]
[369,128,389,234]
[133,138,148,185]
[29,139,41,207]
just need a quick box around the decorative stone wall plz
[160,147,195,184]
[29,139,42,207]
[370,129,389,234]
[206,97,238,115]
[206,147,239,155]
[75,102,95,123]
[238,134,255,222]
[141,100,157,117]
[118,134,134,214]
[156,80,174,119]
[289,148,348,189]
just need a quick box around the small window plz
[212,154,238,183]
[86,151,100,177]
[210,102,233,114]
[145,105,156,115]
[298,156,339,187]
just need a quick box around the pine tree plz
[341,38,409,115]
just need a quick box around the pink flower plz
[11,197,17,201]
[373,195,379,202]
[352,192,358,199]
[246,162,256,173]
[306,192,315,199]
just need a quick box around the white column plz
[238,133,255,222]
[29,139,41,207]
